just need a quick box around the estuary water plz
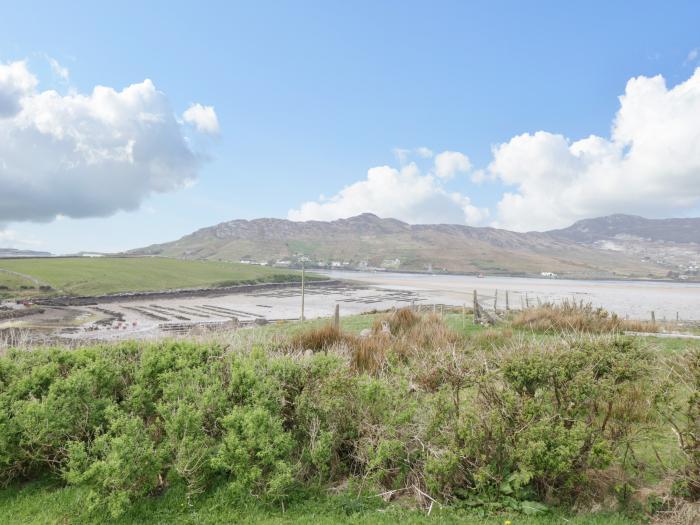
[319,270,700,321]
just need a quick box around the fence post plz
[494,290,498,312]
[651,311,656,324]
[473,290,479,324]
[505,290,509,311]
[334,304,340,330]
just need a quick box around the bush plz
[665,349,700,500]
[65,409,163,518]
[0,314,686,519]
[512,301,658,333]
[211,406,295,502]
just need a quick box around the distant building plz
[381,258,401,269]
[540,271,558,278]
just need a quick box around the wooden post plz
[334,304,340,330]
[651,311,655,324]
[473,289,479,324]
[411,299,415,311]
[505,290,509,311]
[300,259,305,323]
[494,290,498,312]
[676,312,679,322]
[462,304,466,329]
[525,293,530,308]
[440,305,444,317]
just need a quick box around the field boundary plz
[33,279,346,306]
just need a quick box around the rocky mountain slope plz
[548,215,700,276]
[131,213,683,279]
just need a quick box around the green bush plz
[0,316,688,519]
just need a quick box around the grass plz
[0,256,314,298]
[511,301,658,333]
[0,479,641,525]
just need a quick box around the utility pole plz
[300,258,306,323]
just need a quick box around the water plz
[319,270,700,321]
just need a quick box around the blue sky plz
[2,1,700,253]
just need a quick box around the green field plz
[0,257,309,298]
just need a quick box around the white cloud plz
[0,60,37,117]
[393,146,434,164]
[46,56,69,81]
[489,68,700,231]
[433,150,471,179]
[0,59,216,223]
[288,162,487,225]
[686,48,699,64]
[182,103,220,135]
[0,228,41,247]
[392,147,411,164]
[416,146,434,158]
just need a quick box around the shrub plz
[665,349,700,500]
[512,301,658,333]
[64,409,163,518]
[425,337,661,507]
[211,405,295,502]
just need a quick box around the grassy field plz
[0,306,697,524]
[0,479,639,525]
[0,257,309,298]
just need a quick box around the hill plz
[0,257,303,299]
[548,214,700,244]
[0,248,52,258]
[131,213,674,279]
[548,214,700,275]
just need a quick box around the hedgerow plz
[0,310,695,519]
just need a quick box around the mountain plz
[548,214,700,244]
[131,213,681,280]
[0,248,52,258]
[548,215,700,275]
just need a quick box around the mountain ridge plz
[131,213,700,280]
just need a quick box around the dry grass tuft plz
[290,323,347,352]
[373,307,421,335]
[512,300,658,333]
[349,333,391,373]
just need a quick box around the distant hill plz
[0,248,52,258]
[131,213,681,280]
[548,215,700,275]
[548,214,700,244]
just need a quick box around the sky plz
[1,0,700,254]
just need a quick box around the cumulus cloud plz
[288,161,487,225]
[433,150,471,179]
[489,68,700,231]
[0,60,37,117]
[182,103,220,135]
[0,59,216,224]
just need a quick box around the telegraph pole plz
[301,258,305,323]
